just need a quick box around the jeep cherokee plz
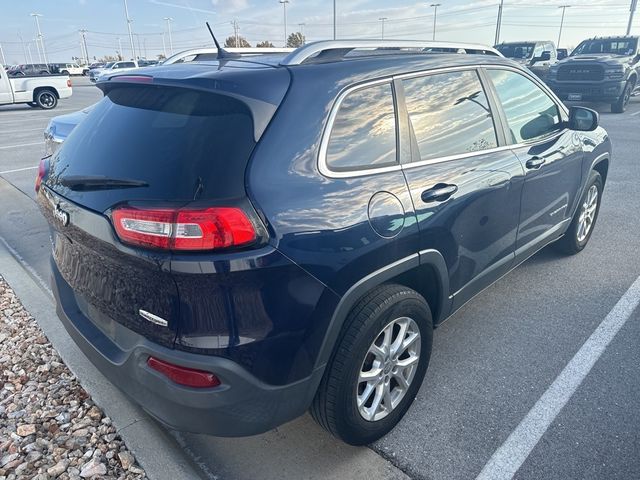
[36,40,611,445]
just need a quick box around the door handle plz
[525,156,546,169]
[421,183,458,203]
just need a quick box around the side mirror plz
[539,51,551,61]
[569,106,599,132]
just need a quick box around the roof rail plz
[279,40,502,66]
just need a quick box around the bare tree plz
[286,32,305,48]
[224,36,251,48]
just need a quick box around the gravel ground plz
[0,277,147,480]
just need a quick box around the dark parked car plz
[495,41,558,80]
[36,40,611,445]
[8,63,51,76]
[547,35,640,113]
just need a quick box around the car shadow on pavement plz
[174,414,407,480]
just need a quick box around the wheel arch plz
[33,86,60,103]
[313,250,450,370]
[592,155,609,186]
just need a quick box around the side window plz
[488,69,562,143]
[402,70,498,161]
[532,44,544,59]
[326,83,396,172]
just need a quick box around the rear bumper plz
[547,79,626,102]
[51,259,323,437]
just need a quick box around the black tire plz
[61,70,69,75]
[311,284,433,445]
[611,81,632,113]
[27,102,39,108]
[34,89,58,109]
[554,170,603,255]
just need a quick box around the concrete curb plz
[0,241,205,480]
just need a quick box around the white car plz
[54,63,90,76]
[0,63,72,109]
[89,60,139,83]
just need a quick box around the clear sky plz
[0,0,637,64]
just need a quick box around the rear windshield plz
[51,86,255,207]
[496,43,535,59]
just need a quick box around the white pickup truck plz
[0,64,72,109]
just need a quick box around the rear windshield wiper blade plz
[59,175,149,191]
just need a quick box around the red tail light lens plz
[35,158,49,193]
[111,206,257,251]
[147,357,221,388]
[67,79,72,87]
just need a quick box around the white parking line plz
[0,127,48,134]
[476,274,640,480]
[630,110,640,116]
[0,166,38,175]
[0,141,42,150]
[0,107,77,116]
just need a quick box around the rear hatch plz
[38,62,290,347]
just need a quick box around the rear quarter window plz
[325,82,397,172]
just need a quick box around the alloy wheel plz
[577,184,598,243]
[357,316,421,422]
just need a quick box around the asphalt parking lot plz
[0,77,639,480]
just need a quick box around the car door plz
[0,68,13,104]
[399,68,525,309]
[484,67,583,257]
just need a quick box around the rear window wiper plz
[59,175,149,191]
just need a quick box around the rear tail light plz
[147,357,221,388]
[111,206,257,251]
[67,79,72,87]
[35,158,49,193]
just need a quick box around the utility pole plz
[557,5,570,47]
[299,22,306,43]
[123,0,136,60]
[26,44,34,64]
[162,33,167,58]
[18,32,28,64]
[79,29,89,65]
[494,0,504,45]
[231,20,240,47]
[379,17,388,39]
[430,4,441,41]
[333,0,337,39]
[0,43,5,65]
[135,34,142,59]
[117,37,123,60]
[30,13,47,65]
[627,0,638,35]
[34,37,43,64]
[279,0,289,47]
[164,17,174,54]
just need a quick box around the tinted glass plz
[403,70,498,161]
[572,38,637,56]
[51,86,255,204]
[496,43,535,59]
[488,69,561,143]
[326,83,396,172]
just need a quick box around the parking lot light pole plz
[333,0,337,39]
[628,0,638,35]
[494,0,504,45]
[79,29,89,65]
[299,23,306,44]
[430,4,441,41]
[379,17,388,39]
[123,0,136,60]
[117,37,123,60]
[34,37,43,64]
[279,0,289,47]
[164,17,174,55]
[30,13,48,65]
[557,5,571,48]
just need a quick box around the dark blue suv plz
[36,40,611,445]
